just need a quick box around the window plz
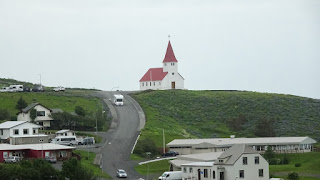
[37,111,45,116]
[243,157,248,165]
[146,82,148,86]
[259,169,263,177]
[14,129,19,135]
[142,82,144,86]
[159,82,161,85]
[183,167,187,173]
[255,156,260,164]
[173,63,175,66]
[154,82,155,86]
[212,170,216,179]
[33,129,36,134]
[204,169,208,178]
[23,129,29,135]
[239,170,244,178]
[219,159,223,163]
[172,72,174,75]
[150,82,151,86]
[0,129,3,135]
[189,167,193,173]
[165,63,167,66]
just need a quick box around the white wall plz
[17,112,32,122]
[9,122,40,136]
[140,81,162,90]
[0,129,10,139]
[17,105,53,127]
[161,73,184,90]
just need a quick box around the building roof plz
[51,108,63,114]
[139,68,168,82]
[179,151,223,162]
[170,159,194,167]
[10,134,47,138]
[21,103,52,113]
[217,144,258,165]
[0,143,75,151]
[181,162,214,167]
[0,121,26,129]
[56,129,72,134]
[167,137,317,147]
[163,41,178,63]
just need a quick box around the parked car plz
[23,86,31,92]
[116,169,127,178]
[83,137,95,145]
[4,156,21,163]
[32,85,44,92]
[53,86,65,92]
[162,151,179,157]
[158,171,182,180]
[45,156,57,163]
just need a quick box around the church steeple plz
[162,41,178,63]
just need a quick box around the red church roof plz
[139,68,168,82]
[162,41,178,63]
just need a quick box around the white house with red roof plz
[139,41,184,90]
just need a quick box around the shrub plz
[269,158,281,165]
[134,138,159,157]
[295,163,301,167]
[288,172,299,180]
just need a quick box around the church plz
[139,41,184,90]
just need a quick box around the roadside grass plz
[0,91,101,116]
[130,154,145,161]
[273,176,320,180]
[73,150,111,179]
[134,159,171,176]
[132,90,320,149]
[269,152,320,174]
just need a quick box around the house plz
[0,143,75,162]
[139,40,184,90]
[55,129,75,137]
[17,103,54,127]
[180,144,269,180]
[0,121,49,145]
[167,136,317,155]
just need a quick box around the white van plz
[51,136,77,146]
[9,85,23,92]
[0,87,10,92]
[113,94,124,106]
[158,171,182,180]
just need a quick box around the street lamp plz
[96,106,106,134]
[146,152,151,180]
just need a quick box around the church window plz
[165,63,167,66]
[146,82,147,86]
[154,82,155,86]
[159,82,161,85]
[150,82,151,86]
[173,63,175,66]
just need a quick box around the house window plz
[239,170,244,178]
[259,169,263,177]
[243,157,248,165]
[204,169,208,178]
[0,129,3,135]
[183,167,186,173]
[14,129,19,135]
[33,129,36,134]
[23,129,29,135]
[219,159,223,163]
[212,170,216,179]
[255,156,260,164]
[37,111,45,116]
[172,72,174,75]
[189,167,193,173]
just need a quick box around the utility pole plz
[163,129,165,154]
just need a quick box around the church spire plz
[162,40,178,63]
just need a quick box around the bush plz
[269,158,281,165]
[295,163,301,167]
[0,108,10,120]
[288,172,299,180]
[134,138,159,157]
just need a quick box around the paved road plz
[97,91,143,180]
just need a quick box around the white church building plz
[139,41,184,90]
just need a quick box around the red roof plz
[162,41,178,63]
[139,68,168,82]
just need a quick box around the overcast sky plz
[0,0,319,99]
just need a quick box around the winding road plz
[97,91,144,180]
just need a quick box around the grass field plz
[132,90,320,148]
[0,90,101,116]
[73,150,111,179]
[135,159,171,177]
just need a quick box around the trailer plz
[113,94,124,106]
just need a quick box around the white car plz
[53,86,65,92]
[116,169,127,178]
[4,156,21,163]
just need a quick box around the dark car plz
[162,151,179,157]
[45,156,57,163]
[32,85,44,92]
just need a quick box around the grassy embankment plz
[132,90,320,148]
[74,150,111,179]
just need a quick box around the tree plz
[254,118,276,137]
[75,106,86,117]
[16,97,28,110]
[227,113,247,131]
[288,172,299,180]
[0,108,10,120]
[61,158,95,180]
[263,146,275,162]
[30,109,37,122]
[134,138,159,157]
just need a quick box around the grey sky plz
[0,0,319,99]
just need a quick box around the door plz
[171,82,175,89]
[198,169,201,180]
[220,172,224,180]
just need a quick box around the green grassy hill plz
[132,90,320,147]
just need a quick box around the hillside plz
[132,90,320,147]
